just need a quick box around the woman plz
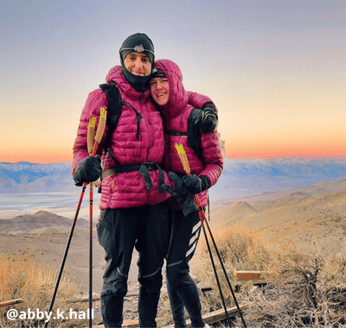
[150,59,223,328]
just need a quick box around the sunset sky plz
[1,0,345,163]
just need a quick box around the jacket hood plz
[153,59,188,118]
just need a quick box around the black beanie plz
[119,33,155,64]
[151,69,166,78]
[119,33,155,91]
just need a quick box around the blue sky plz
[1,0,345,162]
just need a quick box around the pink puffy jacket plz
[72,65,173,209]
[154,59,223,207]
[72,65,212,209]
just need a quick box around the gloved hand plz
[73,155,102,186]
[190,103,218,134]
[182,174,210,194]
[200,103,218,133]
[162,172,198,216]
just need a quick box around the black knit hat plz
[119,33,155,64]
[151,68,166,78]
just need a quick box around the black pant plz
[166,210,205,328]
[97,201,170,328]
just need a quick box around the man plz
[72,32,217,327]
[72,33,172,328]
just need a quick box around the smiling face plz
[124,52,152,76]
[150,77,170,106]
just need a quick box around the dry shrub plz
[190,223,346,327]
[192,223,271,292]
[0,253,88,328]
[242,251,346,327]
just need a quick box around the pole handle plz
[87,117,96,154]
[94,107,107,144]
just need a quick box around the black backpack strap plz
[99,83,122,154]
[187,112,203,160]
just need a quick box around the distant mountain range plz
[210,157,346,200]
[0,161,74,193]
[1,158,346,199]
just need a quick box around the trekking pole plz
[45,108,107,328]
[87,116,97,328]
[174,144,231,327]
[88,181,93,328]
[174,143,247,328]
[207,194,211,222]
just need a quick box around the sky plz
[1,0,345,163]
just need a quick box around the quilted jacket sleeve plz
[187,91,213,109]
[71,89,109,175]
[198,130,223,188]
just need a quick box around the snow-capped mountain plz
[209,157,346,200]
[0,162,75,193]
[1,158,346,199]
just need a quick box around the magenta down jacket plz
[154,59,224,207]
[72,65,173,209]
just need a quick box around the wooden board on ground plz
[235,270,273,285]
[84,304,247,328]
[0,298,23,308]
[163,304,247,328]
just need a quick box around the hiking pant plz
[166,209,205,328]
[97,200,170,328]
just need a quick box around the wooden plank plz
[122,320,139,327]
[204,304,247,324]
[84,305,247,328]
[163,304,247,328]
[235,270,273,285]
[236,271,262,281]
[0,298,24,308]
[82,319,139,328]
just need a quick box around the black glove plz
[182,175,210,194]
[190,103,218,134]
[162,172,198,216]
[200,103,218,133]
[73,155,102,186]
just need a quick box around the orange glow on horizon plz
[225,141,346,159]
[1,143,346,164]
[0,148,73,164]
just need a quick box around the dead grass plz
[0,253,89,328]
[3,220,346,327]
[189,222,346,327]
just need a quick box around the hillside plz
[0,211,137,294]
[211,179,346,255]
[0,210,90,233]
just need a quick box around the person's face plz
[124,52,152,76]
[150,77,169,106]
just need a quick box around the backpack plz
[99,83,122,154]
